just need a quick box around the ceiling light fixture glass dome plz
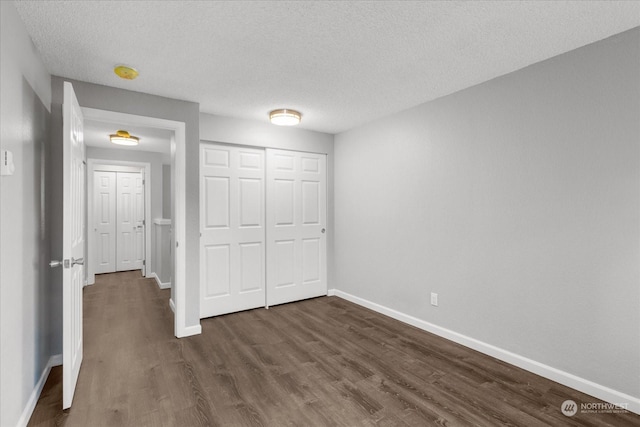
[269,109,302,126]
[110,130,139,146]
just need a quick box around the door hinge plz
[143,219,145,226]
[143,260,146,266]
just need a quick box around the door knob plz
[71,257,84,266]
[321,228,326,234]
[49,260,62,268]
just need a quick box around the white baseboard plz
[50,354,62,366]
[329,289,640,416]
[179,323,202,338]
[152,272,171,289]
[169,298,176,313]
[17,353,62,427]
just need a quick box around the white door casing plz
[94,171,116,274]
[62,81,85,409]
[266,149,327,307]
[200,143,266,318]
[116,172,145,272]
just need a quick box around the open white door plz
[62,81,85,409]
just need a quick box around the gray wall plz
[0,2,53,426]
[50,77,201,345]
[334,28,640,398]
[199,114,335,290]
[87,147,165,277]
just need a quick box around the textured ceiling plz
[14,1,640,134]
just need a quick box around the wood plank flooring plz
[28,271,639,426]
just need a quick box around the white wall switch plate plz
[430,292,438,307]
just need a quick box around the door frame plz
[82,107,189,338]
[87,160,151,284]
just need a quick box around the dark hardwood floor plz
[28,271,638,426]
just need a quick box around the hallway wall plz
[0,2,53,426]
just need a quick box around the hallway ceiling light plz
[269,109,302,126]
[114,65,139,80]
[110,130,139,146]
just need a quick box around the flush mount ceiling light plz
[114,65,139,80]
[110,130,139,146]
[269,109,302,126]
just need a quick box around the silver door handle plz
[50,260,62,268]
[71,257,84,266]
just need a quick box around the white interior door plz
[62,81,85,409]
[200,143,266,318]
[266,149,327,307]
[93,171,116,274]
[116,172,144,272]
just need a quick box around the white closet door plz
[200,143,266,318]
[116,172,144,271]
[94,171,116,274]
[266,149,327,307]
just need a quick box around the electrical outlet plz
[430,292,438,307]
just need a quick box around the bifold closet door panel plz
[266,149,327,307]
[94,171,117,274]
[200,144,266,318]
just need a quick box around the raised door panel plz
[274,240,295,288]
[239,178,262,227]
[204,177,230,228]
[274,180,295,226]
[239,242,263,293]
[203,244,231,298]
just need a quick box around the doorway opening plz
[81,107,189,338]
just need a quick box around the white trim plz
[152,272,171,289]
[181,324,202,337]
[327,288,336,296]
[82,107,193,339]
[87,159,152,283]
[331,289,640,416]
[16,354,62,427]
[169,298,176,313]
[153,218,171,226]
[50,354,63,366]
[172,129,194,338]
